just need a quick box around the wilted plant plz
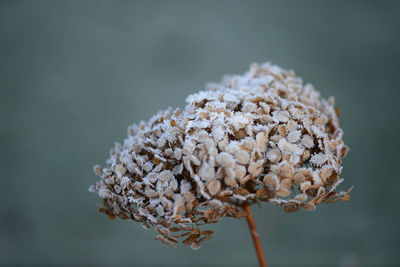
[89,62,351,266]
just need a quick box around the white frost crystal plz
[90,62,351,249]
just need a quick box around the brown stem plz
[243,203,267,267]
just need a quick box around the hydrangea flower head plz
[89,63,351,250]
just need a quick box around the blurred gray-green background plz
[1,1,399,266]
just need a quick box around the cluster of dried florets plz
[89,62,351,249]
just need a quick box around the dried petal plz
[207,180,221,196]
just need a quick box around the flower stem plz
[243,203,267,267]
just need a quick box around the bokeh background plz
[1,1,399,266]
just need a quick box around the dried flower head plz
[89,62,351,249]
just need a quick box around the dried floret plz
[90,62,351,250]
